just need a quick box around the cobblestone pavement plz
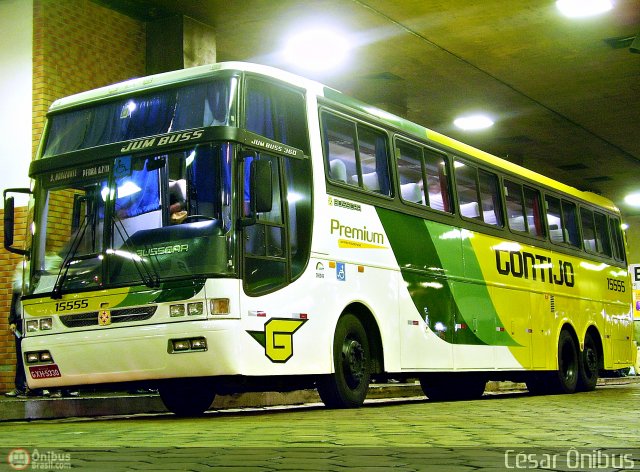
[0,383,639,471]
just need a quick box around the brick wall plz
[1,0,145,392]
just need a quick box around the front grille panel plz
[60,306,157,328]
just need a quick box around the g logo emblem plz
[248,318,307,363]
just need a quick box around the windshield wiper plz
[111,213,161,289]
[51,211,93,299]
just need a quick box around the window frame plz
[320,108,392,199]
[394,136,453,213]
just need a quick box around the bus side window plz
[322,112,391,196]
[546,196,568,244]
[478,170,502,226]
[455,161,481,219]
[594,211,612,257]
[355,126,390,195]
[524,186,545,237]
[547,196,580,247]
[609,216,626,262]
[323,113,358,189]
[561,200,580,247]
[396,141,425,205]
[245,78,309,155]
[581,207,597,253]
[424,149,451,213]
[505,180,543,236]
[455,160,502,225]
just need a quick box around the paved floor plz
[0,380,638,470]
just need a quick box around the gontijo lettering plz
[494,249,575,287]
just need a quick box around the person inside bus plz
[169,179,187,224]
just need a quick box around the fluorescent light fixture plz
[556,0,613,18]
[624,193,640,207]
[453,114,494,131]
[283,27,350,72]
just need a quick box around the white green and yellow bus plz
[4,62,635,415]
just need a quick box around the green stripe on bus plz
[377,208,519,347]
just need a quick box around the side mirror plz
[3,188,31,256]
[251,159,273,214]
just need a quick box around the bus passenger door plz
[239,151,288,295]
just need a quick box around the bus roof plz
[48,61,618,213]
[48,61,326,113]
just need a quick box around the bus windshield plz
[29,143,235,296]
[43,76,236,157]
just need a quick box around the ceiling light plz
[556,0,613,18]
[624,193,640,207]
[283,27,350,72]
[453,114,494,131]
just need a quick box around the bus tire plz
[317,314,370,408]
[419,373,486,401]
[525,374,550,395]
[549,329,579,394]
[159,378,216,416]
[577,332,599,392]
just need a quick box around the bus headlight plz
[40,318,53,330]
[170,304,185,317]
[26,320,39,333]
[187,302,203,316]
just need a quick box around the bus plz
[4,62,635,415]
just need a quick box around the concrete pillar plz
[146,15,216,75]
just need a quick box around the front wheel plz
[159,378,216,416]
[317,314,370,408]
[549,330,579,394]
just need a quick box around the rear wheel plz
[577,332,599,392]
[419,373,486,401]
[159,378,216,416]
[317,314,370,408]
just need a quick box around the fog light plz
[26,352,40,363]
[190,338,207,350]
[40,318,53,330]
[172,339,190,351]
[26,320,39,332]
[170,304,185,317]
[187,302,203,316]
[39,351,53,362]
[210,298,230,315]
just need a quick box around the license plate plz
[29,365,62,379]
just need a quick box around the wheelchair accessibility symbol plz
[336,262,346,281]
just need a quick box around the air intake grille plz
[60,306,157,328]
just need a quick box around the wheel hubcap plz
[561,343,577,383]
[342,338,365,389]
[585,348,597,377]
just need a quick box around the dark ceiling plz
[104,0,640,215]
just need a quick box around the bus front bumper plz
[22,320,243,389]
